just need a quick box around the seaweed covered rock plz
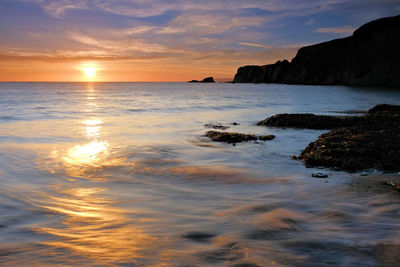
[258,104,400,171]
[257,113,362,129]
[205,131,275,144]
[298,124,400,171]
[206,131,257,143]
[367,104,400,114]
[296,105,400,171]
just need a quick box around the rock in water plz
[233,15,400,86]
[202,77,215,83]
[205,131,275,144]
[257,113,361,129]
[367,104,400,114]
[258,104,400,172]
[205,131,257,143]
[258,135,275,141]
[188,77,215,83]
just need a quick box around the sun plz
[83,67,96,79]
[79,62,100,81]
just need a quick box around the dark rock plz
[183,231,216,242]
[233,15,400,86]
[367,104,400,114]
[258,134,275,141]
[312,173,328,178]
[204,123,230,130]
[259,104,400,172]
[231,122,240,125]
[233,65,265,83]
[202,77,215,83]
[257,113,362,129]
[206,131,257,143]
[205,131,275,143]
[188,77,215,83]
[298,122,400,172]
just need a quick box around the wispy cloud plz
[239,42,272,49]
[314,26,357,35]
[305,19,316,26]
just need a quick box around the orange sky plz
[0,59,243,82]
[1,0,398,82]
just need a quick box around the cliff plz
[233,15,400,86]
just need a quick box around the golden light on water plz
[33,83,160,264]
[36,186,159,265]
[83,118,102,126]
[63,140,109,166]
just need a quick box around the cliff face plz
[233,15,400,86]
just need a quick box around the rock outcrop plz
[205,131,275,144]
[257,113,363,130]
[233,15,400,86]
[258,104,400,171]
[189,77,215,83]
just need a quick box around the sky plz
[0,0,399,82]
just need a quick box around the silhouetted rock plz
[233,15,400,86]
[205,131,275,144]
[188,77,215,83]
[257,113,362,129]
[202,77,215,83]
[206,131,257,143]
[367,104,400,114]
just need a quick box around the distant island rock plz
[188,77,215,83]
[233,15,400,86]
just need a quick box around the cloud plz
[25,0,89,18]
[239,42,272,49]
[22,0,370,19]
[314,26,357,35]
[68,31,167,53]
[305,19,315,26]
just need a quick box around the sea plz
[0,82,400,266]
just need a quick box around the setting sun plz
[84,67,96,78]
[79,62,100,81]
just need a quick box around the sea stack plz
[188,77,215,83]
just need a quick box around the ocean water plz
[0,82,400,266]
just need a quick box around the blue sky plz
[0,0,399,81]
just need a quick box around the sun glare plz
[79,62,100,81]
[84,67,96,78]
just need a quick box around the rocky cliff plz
[233,15,400,86]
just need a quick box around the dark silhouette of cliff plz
[233,15,400,86]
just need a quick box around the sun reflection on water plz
[63,140,109,166]
[35,186,159,265]
[32,84,161,264]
